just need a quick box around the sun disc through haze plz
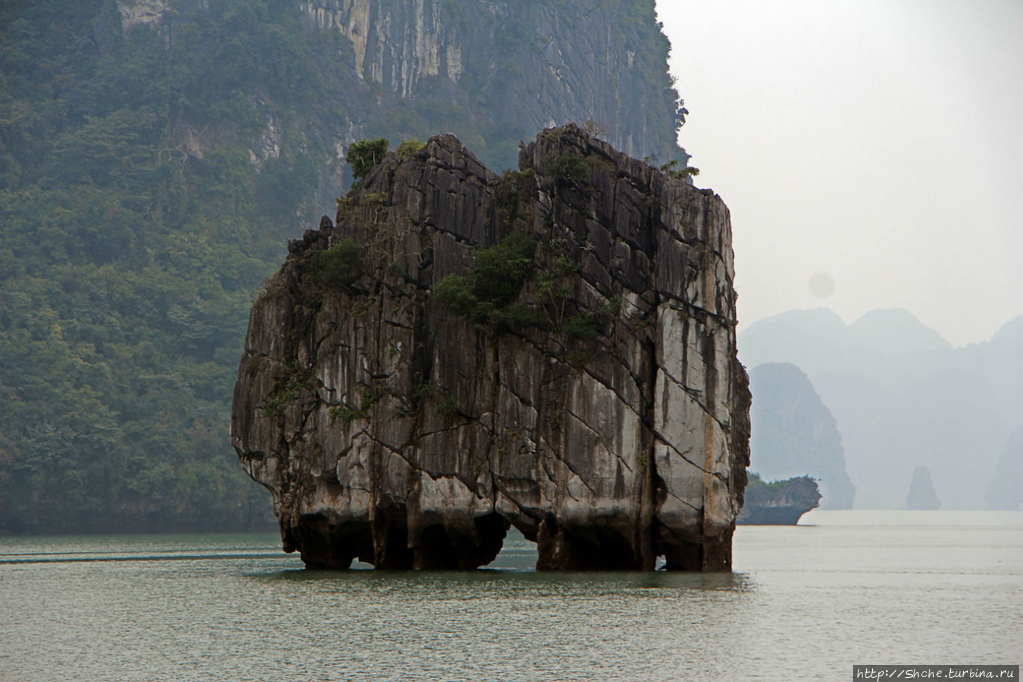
[808,272,836,299]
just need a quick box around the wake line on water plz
[0,552,286,565]
[0,546,279,557]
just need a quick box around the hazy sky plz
[656,0,1022,347]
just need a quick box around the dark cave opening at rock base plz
[281,506,735,571]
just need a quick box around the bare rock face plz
[231,125,750,570]
[117,0,171,32]
[298,0,687,165]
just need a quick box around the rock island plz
[231,125,751,570]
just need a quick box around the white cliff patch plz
[117,0,170,31]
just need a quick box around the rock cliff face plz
[116,0,172,31]
[298,0,687,164]
[113,0,688,175]
[231,125,749,570]
[300,0,465,93]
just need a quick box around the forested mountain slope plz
[0,0,690,532]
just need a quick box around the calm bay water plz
[1,510,1020,681]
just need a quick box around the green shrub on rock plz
[348,138,390,183]
[471,231,536,304]
[433,230,536,331]
[309,238,363,288]
[546,150,589,182]
[396,139,425,159]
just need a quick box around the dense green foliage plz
[0,0,347,532]
[746,472,794,492]
[395,139,425,159]
[433,228,612,347]
[546,151,590,182]
[434,231,537,332]
[347,138,390,184]
[308,238,363,289]
[660,159,700,179]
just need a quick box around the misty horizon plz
[658,0,1023,348]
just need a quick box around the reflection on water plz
[1,511,1020,682]
[0,536,287,566]
[267,564,755,594]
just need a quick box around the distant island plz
[905,466,941,510]
[748,362,855,509]
[737,474,821,525]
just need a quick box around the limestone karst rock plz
[737,475,821,525]
[905,465,941,510]
[985,426,1023,510]
[748,362,856,509]
[231,125,750,570]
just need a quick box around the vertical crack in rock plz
[231,124,750,571]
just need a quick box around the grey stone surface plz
[231,125,750,570]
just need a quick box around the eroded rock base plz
[285,512,733,571]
